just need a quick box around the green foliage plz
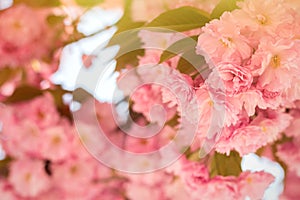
[209,151,242,178]
[115,49,144,71]
[210,0,241,19]
[160,35,206,75]
[0,157,12,178]
[165,114,180,127]
[104,0,145,71]
[115,0,145,33]
[4,85,43,104]
[108,29,145,71]
[177,50,206,75]
[75,0,104,7]
[160,36,198,63]
[48,87,72,120]
[3,85,71,119]
[270,135,293,176]
[14,0,61,7]
[0,68,20,87]
[46,15,65,26]
[146,6,210,32]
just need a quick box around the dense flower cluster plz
[0,0,299,199]
[0,95,127,199]
[196,0,300,156]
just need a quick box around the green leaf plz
[47,15,65,26]
[209,151,242,178]
[160,36,198,63]
[116,21,145,34]
[177,49,206,75]
[103,0,145,72]
[270,135,293,176]
[159,35,207,75]
[75,0,104,7]
[4,85,43,104]
[115,49,144,71]
[14,0,61,7]
[48,87,72,120]
[165,114,180,127]
[146,6,210,32]
[108,29,145,71]
[210,0,240,19]
[114,0,145,33]
[0,157,12,178]
[0,67,20,87]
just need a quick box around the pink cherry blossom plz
[0,179,19,200]
[234,0,294,39]
[125,172,172,200]
[52,157,95,196]
[41,124,73,162]
[277,140,300,177]
[130,84,177,123]
[197,12,252,67]
[174,158,274,200]
[0,4,55,67]
[238,171,274,200]
[14,93,60,129]
[207,62,253,96]
[215,109,292,156]
[280,171,300,200]
[253,38,300,92]
[8,159,51,197]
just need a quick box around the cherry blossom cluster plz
[0,94,127,199]
[0,0,299,199]
[195,0,300,156]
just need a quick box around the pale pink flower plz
[41,125,73,162]
[52,157,95,196]
[125,171,172,200]
[237,89,268,116]
[14,120,45,158]
[207,62,253,96]
[8,159,51,198]
[164,178,190,200]
[280,171,300,200]
[195,84,242,138]
[284,108,300,138]
[234,0,294,38]
[194,85,218,150]
[197,177,237,200]
[131,84,177,123]
[14,93,60,129]
[284,79,300,103]
[123,125,176,153]
[95,102,118,133]
[216,109,292,156]
[252,38,300,92]
[0,4,55,67]
[274,9,300,40]
[0,179,19,200]
[176,158,238,200]
[160,70,197,126]
[277,140,300,177]
[32,188,65,200]
[179,158,209,190]
[238,171,274,200]
[197,12,252,67]
[175,158,274,200]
